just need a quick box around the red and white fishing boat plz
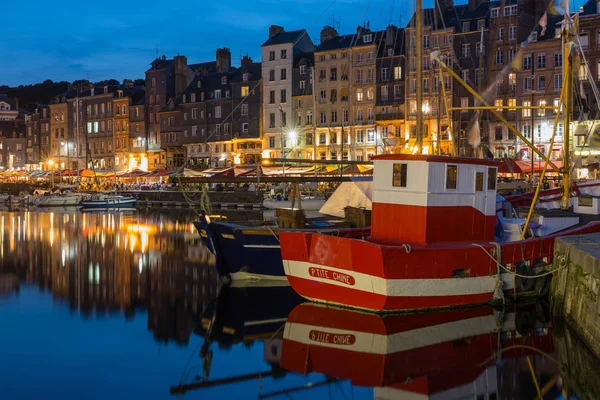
[281,303,553,399]
[279,154,600,312]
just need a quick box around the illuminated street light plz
[288,130,297,144]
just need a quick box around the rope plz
[472,243,569,279]
[266,225,280,243]
[402,244,412,254]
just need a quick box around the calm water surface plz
[0,209,596,399]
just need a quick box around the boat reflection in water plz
[0,210,218,344]
[172,281,305,395]
[281,303,561,399]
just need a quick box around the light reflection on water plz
[0,209,596,399]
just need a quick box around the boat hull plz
[193,214,370,282]
[193,218,285,281]
[33,196,84,207]
[280,221,600,312]
[81,197,137,208]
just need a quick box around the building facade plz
[261,25,315,160]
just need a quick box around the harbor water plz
[0,209,594,399]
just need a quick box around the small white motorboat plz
[33,193,89,207]
[81,194,137,209]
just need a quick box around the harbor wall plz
[553,319,600,400]
[550,233,600,359]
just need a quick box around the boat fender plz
[516,263,535,291]
[515,310,535,336]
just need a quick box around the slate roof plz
[316,29,385,52]
[261,29,307,47]
[0,94,14,107]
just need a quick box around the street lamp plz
[47,159,55,189]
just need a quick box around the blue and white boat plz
[81,194,137,209]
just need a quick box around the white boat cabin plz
[370,154,499,245]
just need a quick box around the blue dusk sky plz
[0,0,588,86]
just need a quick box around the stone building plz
[48,100,68,169]
[25,105,49,168]
[128,89,147,170]
[0,119,26,170]
[486,0,548,159]
[376,25,406,154]
[312,25,383,161]
[288,52,315,160]
[405,4,455,155]
[261,25,316,160]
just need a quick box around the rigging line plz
[292,0,338,47]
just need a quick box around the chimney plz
[91,88,95,96]
[173,55,189,96]
[13,97,18,111]
[597,0,600,14]
[269,25,284,38]
[385,25,397,46]
[435,0,454,10]
[216,48,231,73]
[468,0,486,10]
[241,55,253,69]
[123,79,134,88]
[320,26,338,44]
[103,85,108,94]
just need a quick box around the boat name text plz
[309,267,355,286]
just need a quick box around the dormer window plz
[190,93,196,102]
[299,65,306,75]
[530,32,538,42]
[243,73,249,82]
[182,94,186,103]
[387,48,393,56]
[197,81,202,88]
[363,34,372,43]
[221,76,227,85]
[117,90,123,98]
[215,90,221,99]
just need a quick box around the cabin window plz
[475,172,484,192]
[446,165,458,190]
[488,168,497,190]
[392,163,407,187]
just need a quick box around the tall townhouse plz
[128,89,147,170]
[81,86,117,170]
[146,55,212,169]
[0,114,26,170]
[288,52,315,160]
[229,56,263,165]
[113,89,131,172]
[486,0,547,158]
[36,105,50,166]
[405,3,454,155]
[452,0,490,156]
[313,25,381,161]
[25,107,42,168]
[261,25,315,159]
[515,13,564,161]
[375,25,406,153]
[48,99,68,169]
[578,0,600,157]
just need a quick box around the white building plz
[0,95,19,121]
[261,25,315,159]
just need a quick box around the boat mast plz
[416,0,424,153]
[561,5,572,211]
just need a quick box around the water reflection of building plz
[0,210,218,344]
